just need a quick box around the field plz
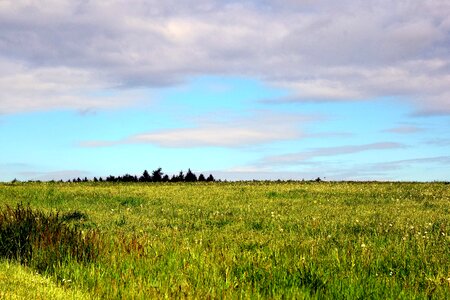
[0,181,449,299]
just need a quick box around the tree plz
[176,171,185,182]
[162,174,170,182]
[206,174,215,182]
[185,169,197,182]
[198,174,206,181]
[152,168,163,182]
[140,170,151,182]
[122,174,136,182]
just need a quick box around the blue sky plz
[1,0,449,181]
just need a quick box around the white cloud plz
[0,0,449,114]
[0,162,90,181]
[80,111,311,148]
[223,154,450,181]
[132,127,294,147]
[383,125,423,134]
[260,142,406,166]
[18,170,92,181]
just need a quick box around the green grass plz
[0,181,449,299]
[0,260,89,299]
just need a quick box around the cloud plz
[0,59,148,114]
[260,142,406,166]
[223,154,450,181]
[80,111,312,148]
[340,156,450,180]
[0,162,90,181]
[375,156,450,168]
[425,138,450,146]
[126,127,297,147]
[1,1,450,114]
[382,125,423,134]
[17,170,92,181]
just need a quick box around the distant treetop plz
[69,168,216,183]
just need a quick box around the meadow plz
[0,181,449,299]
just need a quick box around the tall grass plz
[0,203,100,273]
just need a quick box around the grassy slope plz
[0,181,449,299]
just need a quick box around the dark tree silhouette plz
[152,168,163,182]
[121,174,137,182]
[140,170,151,182]
[185,169,197,182]
[174,171,185,182]
[53,168,217,184]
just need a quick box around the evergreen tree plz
[152,168,163,182]
[140,170,151,182]
[185,169,197,182]
[198,174,206,181]
[206,174,215,182]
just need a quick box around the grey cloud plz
[0,59,148,114]
[1,1,450,114]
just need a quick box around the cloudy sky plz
[1,0,449,181]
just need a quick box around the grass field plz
[0,181,449,299]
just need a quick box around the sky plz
[1,0,449,182]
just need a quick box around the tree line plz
[68,168,215,183]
